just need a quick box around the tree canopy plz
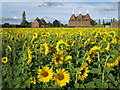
[53,20,61,27]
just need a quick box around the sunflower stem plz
[102,55,110,83]
[75,73,77,83]
[83,52,87,59]
[97,52,100,68]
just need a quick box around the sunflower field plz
[1,28,120,89]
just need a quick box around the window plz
[86,19,88,21]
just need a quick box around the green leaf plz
[79,84,85,88]
[15,84,20,88]
[84,82,95,88]
[104,67,114,73]
[90,68,101,74]
[42,84,48,88]
[97,83,108,88]
[93,78,101,84]
[108,73,115,82]
[93,78,108,88]
[109,83,116,88]
[23,73,28,79]
[74,83,79,88]
[13,77,21,85]
[25,79,30,88]
[52,84,58,88]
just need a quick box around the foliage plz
[53,20,61,27]
[2,27,120,89]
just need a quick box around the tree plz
[92,20,97,26]
[64,24,68,27]
[113,18,116,22]
[98,19,101,24]
[111,19,113,22]
[53,19,61,27]
[21,11,29,27]
[22,11,26,21]
[104,22,110,25]
[3,23,10,27]
[103,19,105,25]
[4,23,10,26]
[61,23,64,27]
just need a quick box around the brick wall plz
[69,20,92,27]
[111,22,120,28]
[32,20,40,28]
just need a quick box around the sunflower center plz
[58,74,64,80]
[41,71,49,77]
[3,58,6,61]
[80,68,85,75]
[30,77,34,82]
[32,77,34,80]
[90,51,94,58]
[56,54,62,63]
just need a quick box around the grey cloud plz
[38,2,63,7]
[1,17,22,24]
[95,5,118,12]
[2,17,21,22]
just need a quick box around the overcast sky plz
[0,0,119,24]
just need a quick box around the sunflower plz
[33,43,40,51]
[106,32,117,44]
[40,43,49,55]
[106,56,120,67]
[30,33,38,43]
[100,40,110,51]
[77,63,89,81]
[23,41,28,48]
[54,69,70,87]
[86,46,100,63]
[7,45,12,51]
[29,77,36,84]
[22,33,25,38]
[84,37,91,48]
[37,66,53,83]
[27,47,32,65]
[16,33,20,40]
[53,52,64,66]
[90,37,96,44]
[64,56,72,62]
[105,42,110,50]
[33,33,38,38]
[10,36,16,42]
[2,57,8,63]
[56,40,69,53]
[27,59,32,65]
[71,40,76,46]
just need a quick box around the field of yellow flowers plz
[1,28,120,89]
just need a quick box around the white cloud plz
[38,2,63,7]
[13,16,17,19]
[1,2,118,24]
[1,0,120,2]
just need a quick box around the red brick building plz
[32,17,52,27]
[68,11,94,27]
[111,22,120,28]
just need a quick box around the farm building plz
[111,22,120,28]
[68,11,94,27]
[32,17,52,27]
